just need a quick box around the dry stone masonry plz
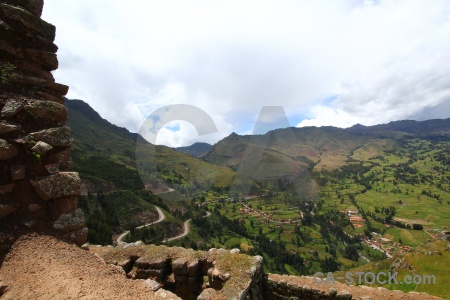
[0,0,86,251]
[89,244,264,300]
[89,243,442,300]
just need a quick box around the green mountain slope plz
[204,119,450,173]
[65,99,235,191]
[174,142,212,157]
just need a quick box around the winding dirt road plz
[163,219,191,243]
[116,206,166,244]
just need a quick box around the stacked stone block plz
[134,256,170,282]
[0,0,86,249]
[171,258,203,300]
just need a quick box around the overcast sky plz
[42,0,450,147]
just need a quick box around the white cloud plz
[42,0,450,146]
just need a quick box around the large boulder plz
[1,99,23,118]
[24,100,67,124]
[0,204,17,219]
[0,121,21,135]
[53,208,85,233]
[62,226,88,246]
[29,172,80,200]
[28,126,72,147]
[0,139,18,160]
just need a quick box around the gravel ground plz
[0,234,162,299]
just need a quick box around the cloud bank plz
[42,0,450,146]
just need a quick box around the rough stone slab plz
[144,279,160,291]
[154,289,182,300]
[172,258,188,275]
[0,3,55,40]
[30,172,80,200]
[31,141,53,155]
[28,203,43,212]
[118,259,133,274]
[337,290,352,300]
[187,260,199,277]
[0,139,18,160]
[24,100,67,124]
[28,126,72,147]
[135,257,166,269]
[53,208,85,233]
[62,226,88,246]
[48,196,78,219]
[44,163,59,174]
[1,99,23,118]
[0,183,15,195]
[10,164,26,181]
[7,0,44,17]
[25,49,58,71]
[197,288,218,300]
[230,248,240,254]
[0,204,17,219]
[174,275,188,284]
[135,268,164,280]
[0,121,21,135]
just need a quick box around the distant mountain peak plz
[174,142,212,158]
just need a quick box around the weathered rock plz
[62,226,88,246]
[0,121,21,135]
[0,3,55,40]
[136,268,164,281]
[337,290,352,300]
[52,148,71,171]
[44,163,59,174]
[174,275,188,284]
[22,219,39,229]
[118,259,134,274]
[24,100,67,124]
[154,289,182,300]
[135,257,166,269]
[31,141,53,155]
[53,208,85,233]
[187,260,199,277]
[0,183,15,195]
[28,203,43,212]
[6,0,44,17]
[172,258,188,275]
[207,267,226,289]
[144,278,160,291]
[0,279,9,296]
[48,196,78,219]
[1,99,23,118]
[0,204,17,219]
[0,139,18,160]
[25,49,58,71]
[10,164,26,181]
[30,172,80,200]
[197,288,218,300]
[28,126,72,147]
[230,248,240,254]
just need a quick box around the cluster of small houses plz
[340,209,365,228]
[361,233,412,258]
[199,198,450,258]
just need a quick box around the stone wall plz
[89,243,442,300]
[0,0,86,251]
[89,244,264,300]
